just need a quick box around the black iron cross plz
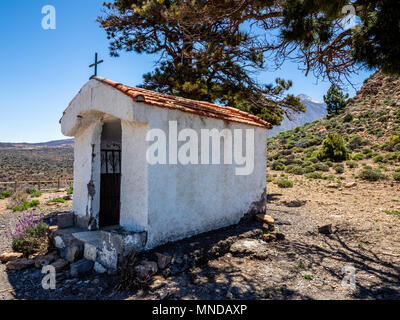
[89,52,103,77]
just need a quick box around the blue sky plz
[0,0,373,143]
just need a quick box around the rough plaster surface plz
[72,118,102,227]
[120,120,148,231]
[144,109,267,248]
[61,79,267,250]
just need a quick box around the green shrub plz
[49,197,66,204]
[359,169,386,181]
[373,154,385,163]
[303,165,316,173]
[324,161,334,167]
[347,135,370,150]
[385,210,400,215]
[386,132,400,151]
[326,174,336,181]
[271,161,285,171]
[305,172,324,179]
[334,165,344,174]
[287,165,304,175]
[29,189,42,198]
[314,163,330,172]
[362,148,372,154]
[66,185,73,195]
[277,180,294,188]
[316,133,349,162]
[393,172,400,181]
[353,153,364,161]
[0,191,12,200]
[343,113,354,122]
[12,200,40,212]
[346,160,358,168]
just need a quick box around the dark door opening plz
[99,119,121,228]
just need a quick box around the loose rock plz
[345,182,357,188]
[318,224,333,235]
[135,260,158,280]
[70,259,94,277]
[94,262,107,274]
[263,233,277,242]
[156,253,172,270]
[327,183,340,189]
[255,214,275,225]
[0,252,23,263]
[51,259,69,272]
[6,258,35,270]
[65,243,83,263]
[34,252,58,268]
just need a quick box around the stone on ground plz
[345,182,357,188]
[84,243,97,261]
[54,236,66,249]
[6,258,35,270]
[34,251,58,268]
[263,233,277,242]
[327,183,340,189]
[70,259,94,277]
[65,242,84,263]
[135,260,158,280]
[255,214,275,225]
[51,259,69,272]
[230,239,266,254]
[155,253,172,270]
[94,262,107,274]
[318,224,333,235]
[0,252,23,263]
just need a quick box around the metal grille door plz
[99,150,121,228]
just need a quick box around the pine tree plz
[323,85,349,115]
[97,0,305,125]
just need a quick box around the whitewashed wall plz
[136,106,267,249]
[61,79,267,249]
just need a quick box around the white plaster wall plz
[120,120,149,231]
[61,80,135,137]
[136,106,267,249]
[72,119,102,221]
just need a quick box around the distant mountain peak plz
[269,94,327,136]
[297,94,323,104]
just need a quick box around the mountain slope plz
[267,70,400,185]
[268,94,327,136]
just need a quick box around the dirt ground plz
[124,178,400,300]
[0,180,400,300]
[0,190,72,213]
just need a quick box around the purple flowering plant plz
[4,210,49,256]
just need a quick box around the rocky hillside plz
[267,70,400,187]
[268,94,327,136]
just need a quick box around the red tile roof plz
[93,77,271,128]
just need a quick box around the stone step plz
[51,221,148,272]
[72,231,102,262]
[53,227,86,249]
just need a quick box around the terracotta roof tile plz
[94,77,271,128]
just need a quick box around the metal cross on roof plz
[89,52,103,77]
